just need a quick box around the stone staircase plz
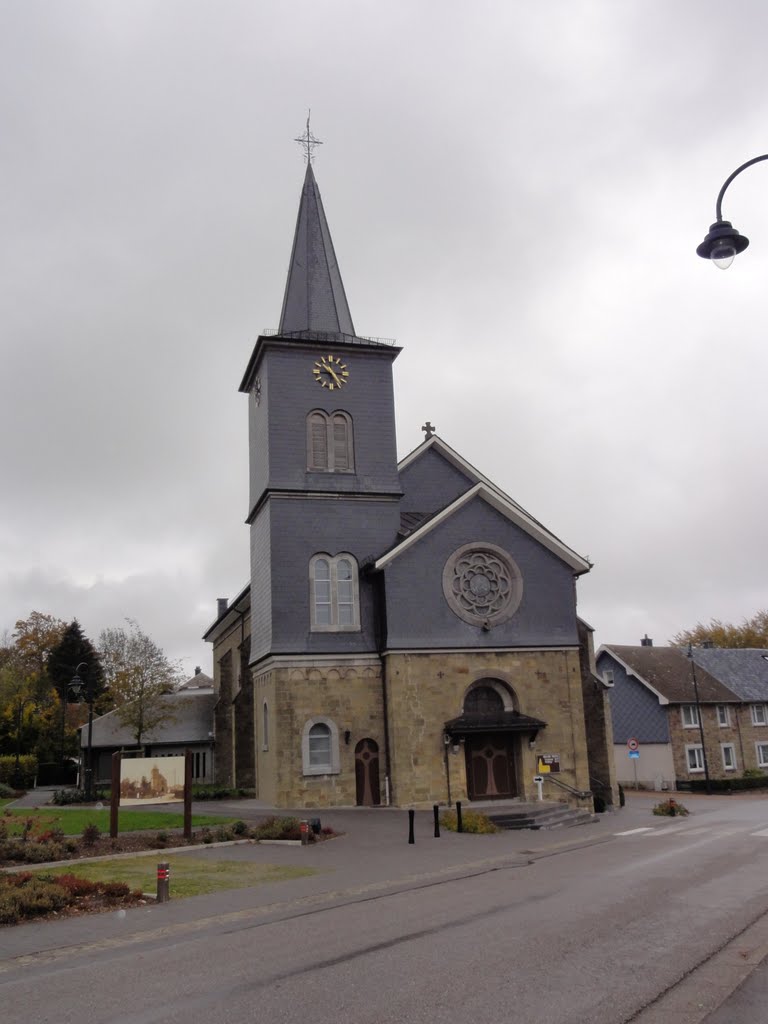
[478,801,598,831]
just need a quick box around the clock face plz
[312,354,349,390]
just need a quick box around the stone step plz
[487,805,597,831]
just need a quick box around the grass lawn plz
[36,854,316,897]
[2,807,235,836]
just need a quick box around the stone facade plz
[668,701,768,783]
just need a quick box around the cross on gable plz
[294,111,323,164]
[422,421,435,439]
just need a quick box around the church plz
[204,141,617,811]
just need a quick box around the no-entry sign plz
[627,737,640,752]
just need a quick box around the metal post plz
[456,801,463,833]
[688,644,712,794]
[433,804,440,838]
[156,862,170,903]
[110,752,121,839]
[408,809,415,844]
[85,692,94,801]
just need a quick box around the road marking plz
[614,827,655,835]
[750,828,768,836]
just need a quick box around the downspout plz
[372,568,393,805]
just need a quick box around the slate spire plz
[278,161,356,338]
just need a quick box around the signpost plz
[533,774,544,801]
[627,738,640,789]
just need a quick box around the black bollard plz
[408,808,415,844]
[456,801,463,833]
[433,804,440,838]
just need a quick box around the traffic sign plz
[628,750,640,759]
[627,737,640,752]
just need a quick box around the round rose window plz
[442,543,523,627]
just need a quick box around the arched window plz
[307,410,354,472]
[302,717,340,775]
[310,553,360,631]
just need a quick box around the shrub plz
[0,755,37,789]
[0,782,17,798]
[231,819,248,836]
[653,798,689,817]
[50,874,99,898]
[81,823,101,846]
[155,831,169,847]
[0,838,68,864]
[252,816,302,840]
[52,788,90,806]
[439,810,499,834]
[743,768,765,779]
[191,784,252,800]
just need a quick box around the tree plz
[98,620,182,746]
[672,610,768,649]
[12,612,66,685]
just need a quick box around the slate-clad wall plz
[596,652,670,744]
[249,506,273,660]
[248,494,401,664]
[399,447,474,515]
[383,497,580,649]
[249,341,402,506]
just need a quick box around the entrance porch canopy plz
[444,709,547,743]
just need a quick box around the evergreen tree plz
[47,620,105,762]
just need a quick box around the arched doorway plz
[355,738,381,806]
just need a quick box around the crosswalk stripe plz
[614,827,655,835]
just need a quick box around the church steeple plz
[278,161,356,338]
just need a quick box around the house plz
[597,639,768,788]
[204,149,617,811]
[79,668,215,785]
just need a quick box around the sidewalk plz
[0,794,662,960]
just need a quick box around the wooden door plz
[355,738,381,806]
[465,733,517,799]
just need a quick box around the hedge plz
[680,775,768,794]
[0,755,37,789]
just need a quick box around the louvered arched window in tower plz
[307,410,354,472]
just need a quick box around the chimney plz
[217,597,228,617]
[702,639,714,649]
[194,666,201,675]
[640,634,653,647]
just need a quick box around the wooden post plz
[456,800,463,833]
[433,804,440,838]
[408,809,415,844]
[156,862,170,903]
[110,752,121,839]
[184,750,192,840]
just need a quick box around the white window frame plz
[309,553,360,632]
[720,743,737,771]
[717,705,730,727]
[681,704,699,729]
[301,717,341,776]
[686,744,704,773]
[757,743,768,769]
[751,704,767,726]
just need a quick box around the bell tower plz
[239,126,402,666]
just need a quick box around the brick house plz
[204,155,617,811]
[597,640,768,788]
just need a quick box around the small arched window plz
[307,410,354,472]
[310,553,360,632]
[302,717,340,775]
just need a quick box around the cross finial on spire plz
[294,111,323,164]
[422,421,436,439]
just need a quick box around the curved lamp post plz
[69,662,95,801]
[697,154,768,269]
[12,697,37,790]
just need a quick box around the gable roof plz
[80,687,215,749]
[691,648,768,701]
[393,435,590,572]
[597,645,737,704]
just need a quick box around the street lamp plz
[696,154,768,268]
[687,644,711,794]
[70,662,95,802]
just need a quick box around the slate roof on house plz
[600,645,737,704]
[691,648,768,701]
[80,685,215,749]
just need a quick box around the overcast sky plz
[2,1,767,676]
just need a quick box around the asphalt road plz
[3,795,768,1024]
